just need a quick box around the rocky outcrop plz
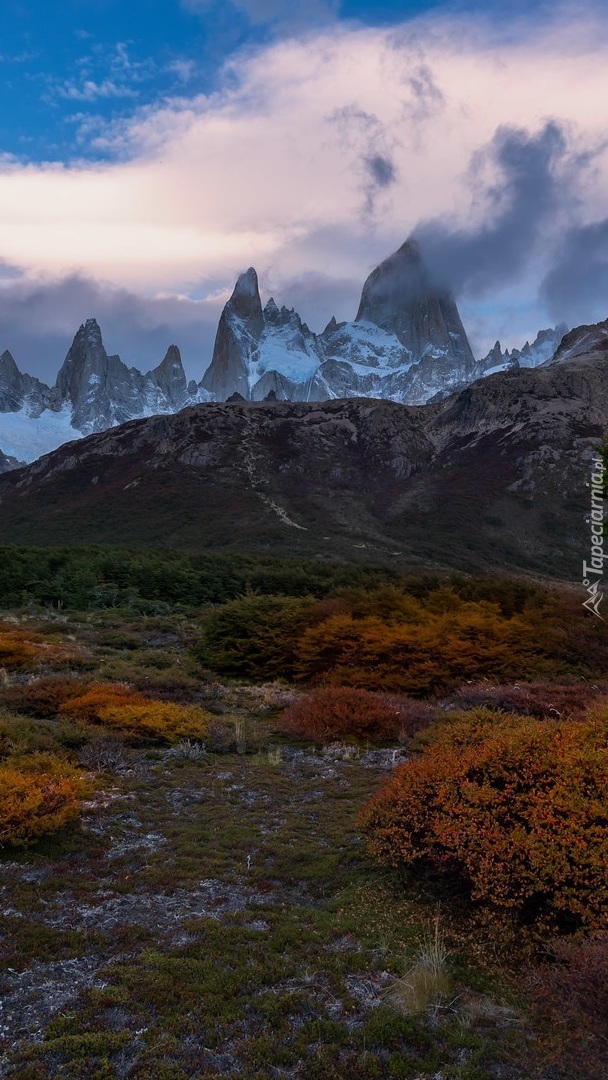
[0,448,22,474]
[2,341,606,578]
[549,319,608,364]
[0,350,58,417]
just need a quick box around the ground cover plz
[0,609,605,1078]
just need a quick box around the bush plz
[1,676,87,718]
[0,708,89,760]
[192,594,338,681]
[359,708,608,931]
[61,683,210,743]
[0,753,91,846]
[296,606,541,694]
[0,625,86,672]
[278,686,409,743]
[446,680,606,721]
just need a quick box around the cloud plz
[415,122,570,296]
[540,218,608,324]
[56,79,139,102]
[46,43,156,106]
[0,6,607,358]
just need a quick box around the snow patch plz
[0,407,81,464]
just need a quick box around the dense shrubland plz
[194,583,608,692]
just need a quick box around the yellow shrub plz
[96,700,210,742]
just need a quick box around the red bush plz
[360,708,608,931]
[1,676,87,718]
[447,680,606,721]
[277,686,411,743]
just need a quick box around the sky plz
[0,0,607,381]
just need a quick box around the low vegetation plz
[360,706,608,932]
[0,553,606,1076]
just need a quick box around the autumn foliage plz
[360,707,608,931]
[194,583,608,693]
[277,687,417,743]
[2,676,87,718]
[61,683,210,742]
[0,624,86,671]
[0,753,91,847]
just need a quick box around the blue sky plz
[1,0,536,163]
[0,0,606,381]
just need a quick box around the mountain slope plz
[1,338,605,578]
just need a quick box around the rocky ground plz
[1,733,554,1079]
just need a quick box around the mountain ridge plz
[1,333,605,579]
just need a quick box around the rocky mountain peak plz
[230,267,263,327]
[355,237,427,327]
[0,350,25,412]
[147,345,188,409]
[200,237,478,404]
[355,237,475,371]
[0,349,21,380]
[264,298,280,322]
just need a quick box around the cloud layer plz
[1,4,607,376]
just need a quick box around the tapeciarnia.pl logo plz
[582,456,606,619]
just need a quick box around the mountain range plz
[1,316,606,579]
[0,238,568,468]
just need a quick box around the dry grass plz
[388,917,452,1014]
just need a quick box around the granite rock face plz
[200,239,479,405]
[55,319,201,434]
[0,349,58,417]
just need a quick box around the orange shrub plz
[61,683,209,742]
[0,625,87,672]
[296,607,540,694]
[359,708,608,931]
[278,687,409,743]
[60,683,149,723]
[97,701,210,741]
[0,753,91,846]
[0,626,41,669]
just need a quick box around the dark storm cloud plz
[415,122,568,297]
[328,104,398,219]
[540,218,608,325]
[0,274,223,383]
[365,154,396,189]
